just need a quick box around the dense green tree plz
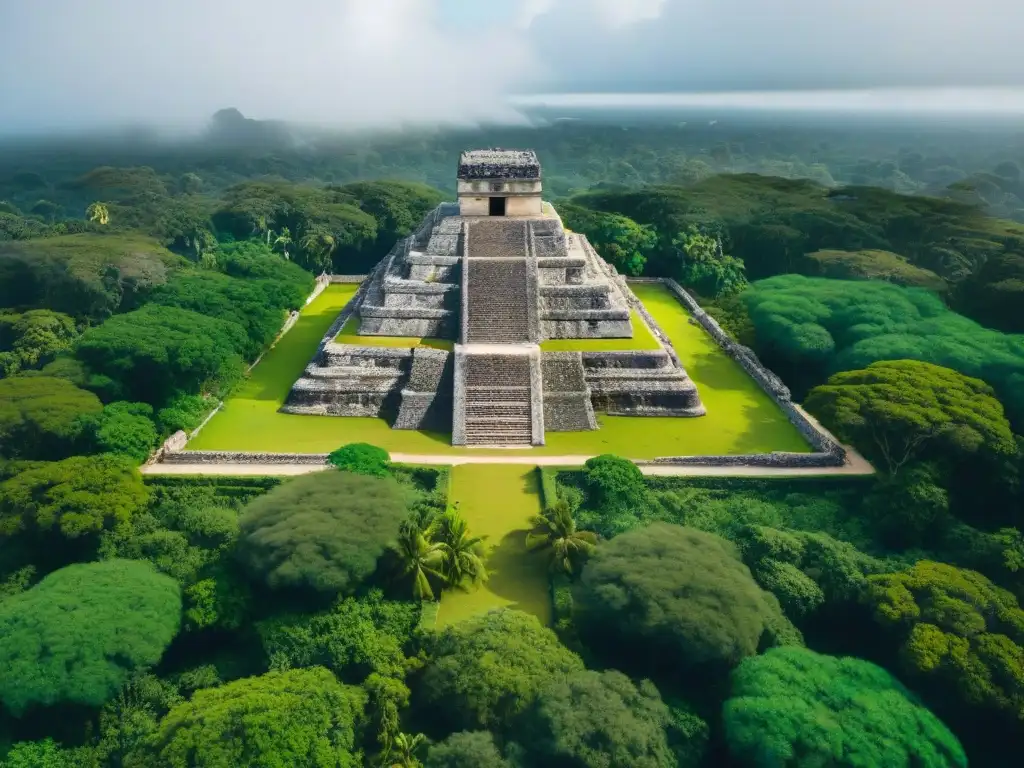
[863,463,952,547]
[0,739,75,767]
[327,442,392,476]
[0,559,180,714]
[723,647,966,767]
[864,561,1024,723]
[419,609,584,731]
[957,250,1024,333]
[0,454,148,538]
[0,310,78,378]
[675,226,748,297]
[742,276,1024,421]
[515,670,679,768]
[574,524,798,679]
[526,501,598,575]
[150,270,308,358]
[257,589,419,682]
[76,304,248,404]
[78,401,158,462]
[581,454,649,518]
[0,233,182,321]
[237,471,410,595]
[804,249,947,292]
[559,204,656,275]
[138,667,366,768]
[424,732,509,768]
[805,360,1016,474]
[0,376,101,459]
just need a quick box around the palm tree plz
[300,229,336,273]
[253,214,270,244]
[434,508,487,589]
[393,521,446,600]
[86,201,109,225]
[272,226,293,259]
[526,501,598,576]
[386,732,426,768]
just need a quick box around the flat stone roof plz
[458,149,541,180]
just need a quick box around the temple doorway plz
[488,197,507,216]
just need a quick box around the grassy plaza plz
[189,283,808,457]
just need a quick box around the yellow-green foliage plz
[865,560,1024,721]
[804,249,948,292]
[805,359,1017,474]
[0,376,102,460]
[142,667,366,768]
[0,454,149,538]
[0,559,181,714]
[724,647,967,767]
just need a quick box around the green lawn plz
[436,465,551,627]
[334,315,454,351]
[190,282,808,457]
[539,310,661,352]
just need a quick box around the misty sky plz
[0,0,1022,133]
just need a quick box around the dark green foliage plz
[140,667,366,768]
[804,248,948,292]
[863,463,952,548]
[76,304,248,405]
[0,234,184,321]
[420,609,584,731]
[743,276,1024,422]
[0,454,148,538]
[78,401,158,462]
[734,524,890,612]
[327,442,391,477]
[864,561,1024,723]
[579,454,650,534]
[0,376,101,459]
[805,360,1017,474]
[424,732,509,768]
[0,559,181,714]
[515,670,680,768]
[237,471,410,595]
[0,310,78,378]
[559,203,656,275]
[675,226,748,297]
[723,647,966,767]
[957,250,1024,333]
[257,589,419,681]
[155,393,212,435]
[574,524,798,679]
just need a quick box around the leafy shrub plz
[327,442,391,477]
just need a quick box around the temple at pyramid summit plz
[283,149,706,446]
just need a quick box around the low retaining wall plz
[330,274,369,283]
[163,451,329,465]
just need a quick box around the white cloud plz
[0,0,537,132]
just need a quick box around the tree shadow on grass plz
[481,529,552,625]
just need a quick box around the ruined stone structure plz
[284,149,705,446]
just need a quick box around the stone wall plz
[329,275,368,283]
[163,451,329,465]
[654,278,847,466]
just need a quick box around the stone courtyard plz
[283,149,706,446]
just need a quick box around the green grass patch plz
[191,282,808,458]
[539,310,661,352]
[436,465,552,627]
[334,315,454,351]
